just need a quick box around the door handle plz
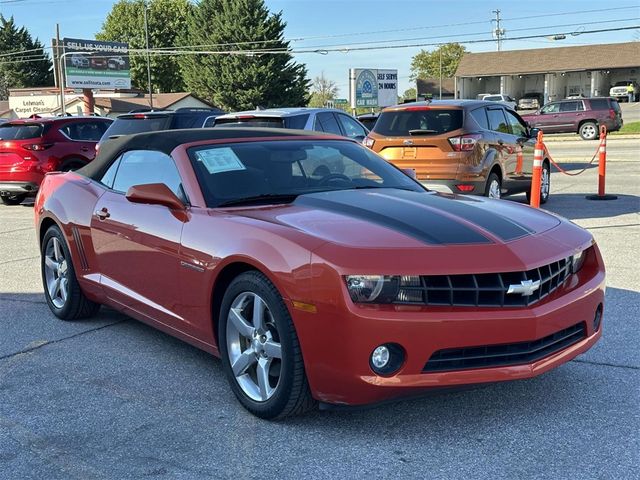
[95,208,110,220]
[81,147,90,152]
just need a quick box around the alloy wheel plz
[226,292,282,402]
[541,166,550,199]
[488,179,501,199]
[43,237,69,309]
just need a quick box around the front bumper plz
[293,252,605,406]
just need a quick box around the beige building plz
[455,42,640,103]
[5,89,217,119]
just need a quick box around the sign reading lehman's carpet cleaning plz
[63,38,131,90]
[349,68,398,109]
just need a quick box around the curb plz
[544,134,640,143]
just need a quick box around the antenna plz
[492,9,506,52]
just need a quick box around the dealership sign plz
[63,38,131,90]
[349,68,398,108]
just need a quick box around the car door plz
[336,113,368,141]
[555,100,584,133]
[313,112,343,135]
[89,149,188,329]
[486,107,520,190]
[504,109,535,190]
[58,120,109,163]
[529,102,562,132]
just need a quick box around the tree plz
[0,16,52,100]
[308,73,337,107]
[180,0,309,110]
[410,43,467,81]
[97,0,192,93]
[403,87,416,100]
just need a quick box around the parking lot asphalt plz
[0,138,638,479]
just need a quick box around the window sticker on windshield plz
[195,148,246,174]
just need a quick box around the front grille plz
[423,322,586,373]
[397,257,572,307]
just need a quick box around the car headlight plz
[345,275,424,303]
[345,275,399,303]
[571,249,587,273]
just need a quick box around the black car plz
[356,113,379,131]
[98,107,225,147]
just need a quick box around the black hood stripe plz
[389,189,534,241]
[296,191,492,245]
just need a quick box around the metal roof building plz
[455,42,640,104]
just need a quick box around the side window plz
[61,121,109,141]
[202,116,217,128]
[313,112,342,135]
[99,155,122,188]
[541,103,560,114]
[576,101,585,111]
[559,101,579,112]
[470,108,489,130]
[485,95,501,102]
[337,114,367,139]
[487,108,509,134]
[505,110,528,137]
[112,150,185,201]
[284,114,310,130]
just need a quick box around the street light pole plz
[143,1,153,109]
[58,51,95,115]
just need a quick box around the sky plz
[1,0,639,97]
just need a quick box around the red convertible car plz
[35,128,605,419]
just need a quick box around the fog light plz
[369,343,405,376]
[371,346,390,369]
[593,304,603,331]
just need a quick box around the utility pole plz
[492,9,505,52]
[56,24,64,113]
[439,47,442,100]
[143,1,153,109]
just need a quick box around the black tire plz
[579,122,598,141]
[59,159,86,172]
[526,161,550,205]
[484,172,502,199]
[219,271,315,419]
[41,225,100,320]
[1,194,27,205]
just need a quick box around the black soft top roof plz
[78,127,339,181]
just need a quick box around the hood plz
[230,189,561,248]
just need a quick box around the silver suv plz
[212,108,369,140]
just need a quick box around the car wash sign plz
[349,68,398,108]
[63,38,131,90]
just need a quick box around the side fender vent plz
[71,226,89,270]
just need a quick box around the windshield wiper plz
[408,129,438,135]
[217,193,299,207]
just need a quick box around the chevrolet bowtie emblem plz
[507,279,541,296]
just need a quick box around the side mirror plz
[529,127,540,139]
[125,183,185,211]
[353,135,366,143]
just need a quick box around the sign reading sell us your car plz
[349,68,398,108]
[63,38,131,90]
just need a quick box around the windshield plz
[0,123,44,140]
[188,139,424,207]
[373,109,463,136]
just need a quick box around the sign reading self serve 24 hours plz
[63,38,131,90]
[349,68,398,109]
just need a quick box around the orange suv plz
[363,100,550,203]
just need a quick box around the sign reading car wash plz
[349,68,398,108]
[63,38,131,90]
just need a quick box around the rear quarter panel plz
[36,172,106,302]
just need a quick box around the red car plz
[0,116,112,205]
[35,128,605,419]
